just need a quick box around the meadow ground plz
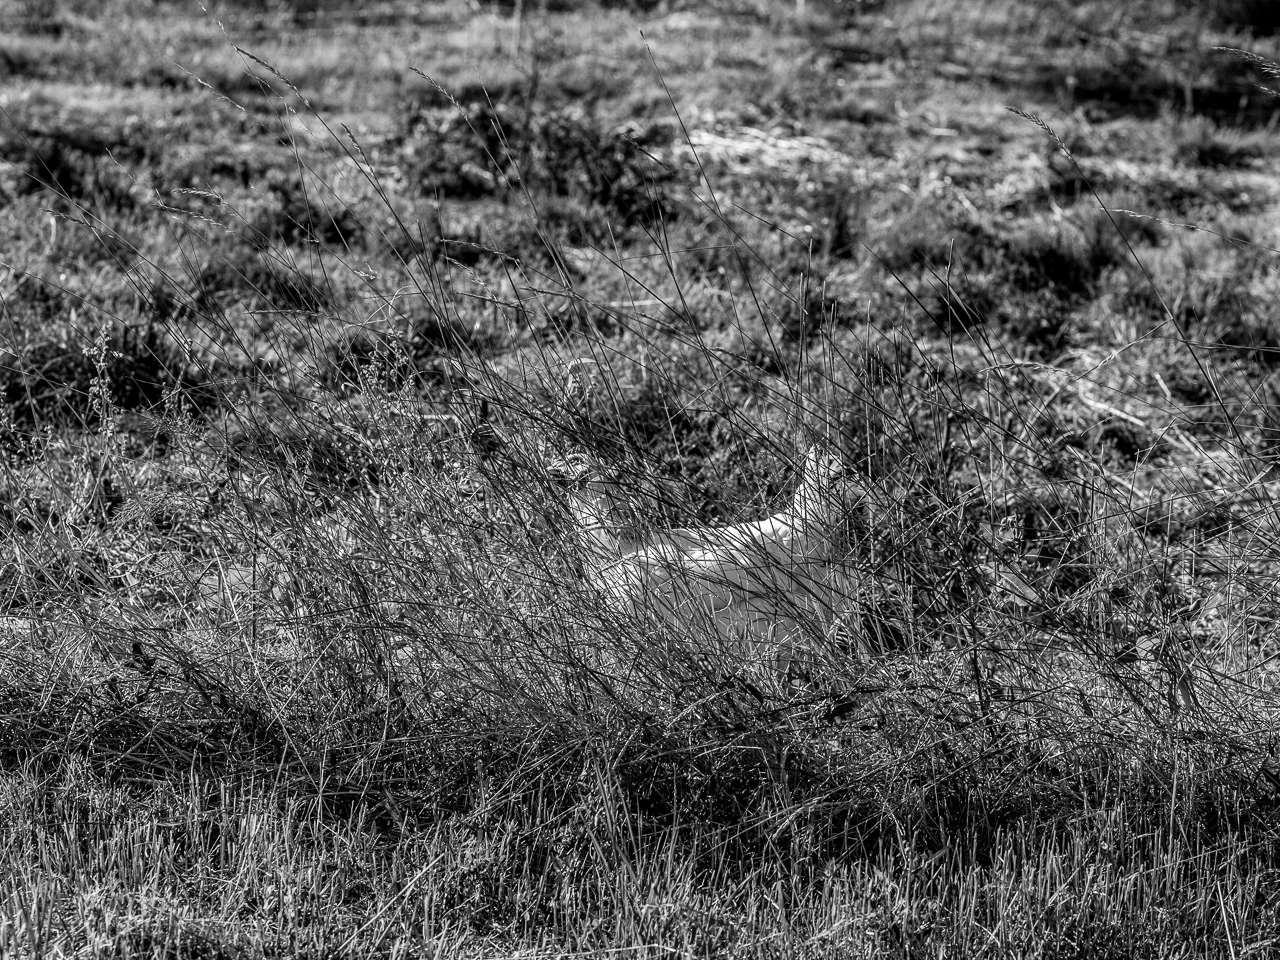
[5,0,1280,955]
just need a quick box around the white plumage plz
[563,445,862,670]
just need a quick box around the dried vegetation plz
[4,0,1280,955]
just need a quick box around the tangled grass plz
[4,1,1280,955]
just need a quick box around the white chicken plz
[559,444,863,673]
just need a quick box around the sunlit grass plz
[4,0,1280,956]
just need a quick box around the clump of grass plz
[1174,114,1273,167]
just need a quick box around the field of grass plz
[7,0,1280,955]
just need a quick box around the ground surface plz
[4,0,1280,956]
